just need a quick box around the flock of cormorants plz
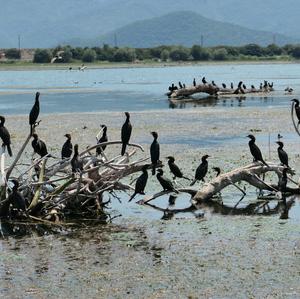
[0,92,298,211]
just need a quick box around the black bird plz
[251,85,255,89]
[242,84,247,90]
[211,80,216,86]
[32,133,48,157]
[263,80,268,88]
[8,180,27,211]
[193,78,196,86]
[121,112,132,156]
[156,169,178,193]
[230,82,234,89]
[190,155,209,186]
[222,83,226,89]
[212,167,221,177]
[247,134,268,166]
[178,81,183,89]
[150,131,160,175]
[71,144,83,173]
[128,165,149,202]
[96,125,108,155]
[278,167,288,192]
[166,156,189,180]
[0,116,12,157]
[259,83,263,90]
[202,77,207,84]
[29,92,40,136]
[291,99,300,126]
[276,141,289,167]
[238,81,243,88]
[61,134,73,159]
[183,83,186,88]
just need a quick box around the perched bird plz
[212,167,221,177]
[291,99,300,126]
[8,180,27,211]
[0,115,12,156]
[222,83,226,89]
[178,81,183,89]
[260,83,263,90]
[96,125,108,155]
[278,167,288,192]
[29,92,40,136]
[61,134,73,159]
[238,81,243,88]
[190,155,209,186]
[202,77,207,84]
[242,84,247,90]
[31,133,48,157]
[156,169,178,193]
[276,141,289,167]
[193,78,196,86]
[211,80,216,86]
[121,112,132,156]
[150,131,160,175]
[166,156,189,180]
[71,144,83,173]
[247,134,268,166]
[230,82,234,89]
[285,87,293,93]
[251,85,255,89]
[183,83,186,88]
[128,165,149,202]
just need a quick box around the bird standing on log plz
[156,169,178,193]
[190,155,209,186]
[8,180,27,212]
[121,112,132,156]
[0,115,12,157]
[71,144,83,173]
[276,141,289,167]
[247,134,268,166]
[61,134,73,159]
[150,131,160,175]
[166,156,189,180]
[32,133,48,157]
[291,99,300,126]
[29,92,40,136]
[193,78,196,86]
[128,165,149,202]
[96,125,108,155]
[212,167,221,177]
[202,77,207,84]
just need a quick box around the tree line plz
[3,43,300,63]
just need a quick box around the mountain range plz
[0,0,299,48]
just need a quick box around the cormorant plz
[190,155,209,186]
[230,82,234,89]
[247,134,268,166]
[183,83,186,88]
[260,83,263,90]
[222,83,226,89]
[0,116,12,157]
[212,80,216,86]
[32,133,48,157]
[128,164,149,202]
[251,85,255,89]
[291,99,300,125]
[263,80,268,88]
[178,81,183,89]
[166,156,189,180]
[156,168,178,193]
[193,78,196,86]
[202,77,207,84]
[71,144,83,173]
[61,134,73,159]
[96,125,108,155]
[238,81,243,88]
[8,180,27,211]
[212,167,221,177]
[150,131,160,175]
[276,141,289,167]
[242,84,247,90]
[121,112,132,156]
[29,92,40,136]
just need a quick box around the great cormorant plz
[121,112,132,156]
[212,80,216,86]
[71,144,83,173]
[190,155,209,186]
[150,131,160,175]
[212,167,221,177]
[276,141,289,167]
[29,92,40,136]
[193,78,196,86]
[230,82,234,89]
[222,83,226,89]
[0,116,12,157]
[156,169,178,193]
[96,125,108,155]
[32,133,48,157]
[166,156,189,180]
[242,84,247,90]
[247,134,268,166]
[128,165,149,202]
[202,77,207,84]
[61,134,73,159]
[178,81,183,89]
[291,99,300,126]
[8,180,27,211]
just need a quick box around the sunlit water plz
[1,63,300,298]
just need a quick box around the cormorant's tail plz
[128,192,137,202]
[7,144,12,157]
[121,143,127,156]
[190,179,197,186]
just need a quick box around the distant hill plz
[93,11,295,48]
[0,0,300,48]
